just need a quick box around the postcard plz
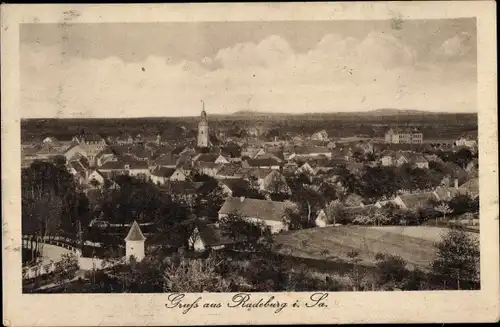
[1,2,498,326]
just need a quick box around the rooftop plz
[125,221,146,241]
[218,197,288,222]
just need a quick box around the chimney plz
[240,196,245,202]
[454,179,459,189]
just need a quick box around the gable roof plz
[398,192,437,209]
[216,164,248,177]
[219,178,251,192]
[245,168,274,179]
[151,167,177,178]
[434,186,459,201]
[125,221,146,241]
[152,153,178,166]
[245,158,281,167]
[290,146,331,155]
[69,160,87,177]
[459,178,479,196]
[160,181,204,194]
[218,197,287,222]
[194,153,220,163]
[196,223,239,247]
[195,161,224,170]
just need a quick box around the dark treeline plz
[21,112,477,142]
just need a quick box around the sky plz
[20,19,477,118]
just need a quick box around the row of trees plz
[22,161,90,263]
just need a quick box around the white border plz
[2,2,498,325]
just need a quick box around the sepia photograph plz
[2,2,498,326]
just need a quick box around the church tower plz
[197,101,209,148]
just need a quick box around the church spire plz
[200,100,207,121]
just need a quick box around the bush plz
[375,254,409,289]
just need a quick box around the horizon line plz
[21,109,479,120]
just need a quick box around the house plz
[381,150,395,166]
[190,224,239,252]
[411,155,429,169]
[95,148,118,167]
[86,170,106,187]
[311,130,329,141]
[330,147,353,162]
[395,154,410,167]
[434,185,459,202]
[68,160,89,184]
[215,165,251,179]
[63,144,89,161]
[193,153,229,164]
[392,192,439,210]
[457,178,479,198]
[424,154,444,164]
[194,162,224,177]
[245,169,290,194]
[385,128,423,144]
[220,144,242,158]
[455,136,477,148]
[295,162,315,176]
[242,158,281,170]
[42,136,58,145]
[285,146,332,160]
[98,157,150,179]
[315,209,329,228]
[151,153,178,168]
[218,197,289,234]
[150,167,187,184]
[217,179,253,198]
[159,181,203,202]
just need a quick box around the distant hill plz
[231,110,290,117]
[229,108,469,117]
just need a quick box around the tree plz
[434,203,453,225]
[283,201,303,230]
[452,148,473,169]
[163,252,244,292]
[449,194,478,215]
[431,228,480,290]
[219,211,273,251]
[54,252,79,290]
[325,200,349,225]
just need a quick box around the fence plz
[22,235,82,280]
[22,235,82,256]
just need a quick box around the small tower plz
[197,100,209,148]
[125,221,146,263]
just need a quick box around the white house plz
[218,197,289,234]
[150,167,187,184]
[455,136,477,148]
[64,144,88,161]
[189,224,237,252]
[315,209,329,228]
[311,130,329,141]
[87,169,106,186]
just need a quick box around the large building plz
[197,101,209,148]
[385,128,423,144]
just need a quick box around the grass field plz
[274,226,461,270]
